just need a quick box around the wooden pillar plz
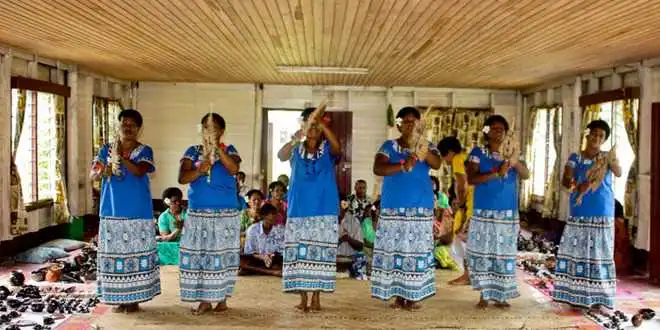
[252,84,263,189]
[649,102,660,283]
[636,63,653,251]
[0,52,12,240]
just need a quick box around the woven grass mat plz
[90,267,593,329]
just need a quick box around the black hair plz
[586,119,611,140]
[269,181,287,193]
[615,199,624,219]
[118,109,143,127]
[484,114,510,132]
[339,193,348,202]
[200,112,226,130]
[237,171,246,178]
[301,107,316,122]
[396,106,421,120]
[437,136,463,157]
[430,176,439,194]
[355,179,367,185]
[372,199,380,209]
[162,187,183,200]
[246,189,264,199]
[260,203,278,217]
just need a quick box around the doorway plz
[260,109,353,197]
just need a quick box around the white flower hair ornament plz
[395,117,403,127]
[482,125,491,134]
[584,128,591,135]
[164,198,171,207]
[197,124,204,133]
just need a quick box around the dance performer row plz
[90,106,619,314]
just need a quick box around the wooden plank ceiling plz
[1,0,660,88]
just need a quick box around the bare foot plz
[404,301,421,311]
[111,305,126,313]
[476,299,489,309]
[494,301,510,309]
[192,302,212,315]
[124,304,140,313]
[390,297,405,309]
[295,292,309,313]
[448,274,470,285]
[214,301,228,313]
[310,293,321,312]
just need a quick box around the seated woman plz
[157,187,187,242]
[362,200,380,250]
[156,187,187,265]
[239,203,285,276]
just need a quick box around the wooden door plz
[650,103,660,283]
[326,111,353,197]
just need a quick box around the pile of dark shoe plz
[518,232,558,255]
[30,243,97,284]
[0,283,99,329]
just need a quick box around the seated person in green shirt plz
[157,187,187,242]
[361,200,379,249]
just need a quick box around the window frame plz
[10,76,70,210]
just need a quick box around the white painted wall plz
[138,82,257,197]
[141,83,518,198]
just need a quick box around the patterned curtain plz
[424,107,454,191]
[92,98,122,209]
[10,89,28,236]
[520,108,538,211]
[453,109,490,150]
[421,107,490,194]
[622,98,639,234]
[53,95,70,224]
[542,107,562,218]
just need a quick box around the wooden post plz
[0,52,12,240]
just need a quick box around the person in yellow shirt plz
[438,136,473,285]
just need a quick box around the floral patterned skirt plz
[97,217,161,305]
[466,209,520,302]
[179,209,240,303]
[370,208,435,302]
[282,215,338,292]
[552,215,616,309]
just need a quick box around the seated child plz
[266,181,288,226]
[239,203,285,276]
[433,190,460,271]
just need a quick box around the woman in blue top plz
[90,109,160,314]
[466,115,529,309]
[552,120,621,311]
[178,113,242,315]
[276,106,342,313]
[371,106,442,310]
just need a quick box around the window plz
[588,100,638,208]
[529,107,561,197]
[11,89,61,204]
[92,97,123,157]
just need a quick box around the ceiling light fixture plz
[277,66,369,75]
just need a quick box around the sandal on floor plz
[192,304,212,315]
